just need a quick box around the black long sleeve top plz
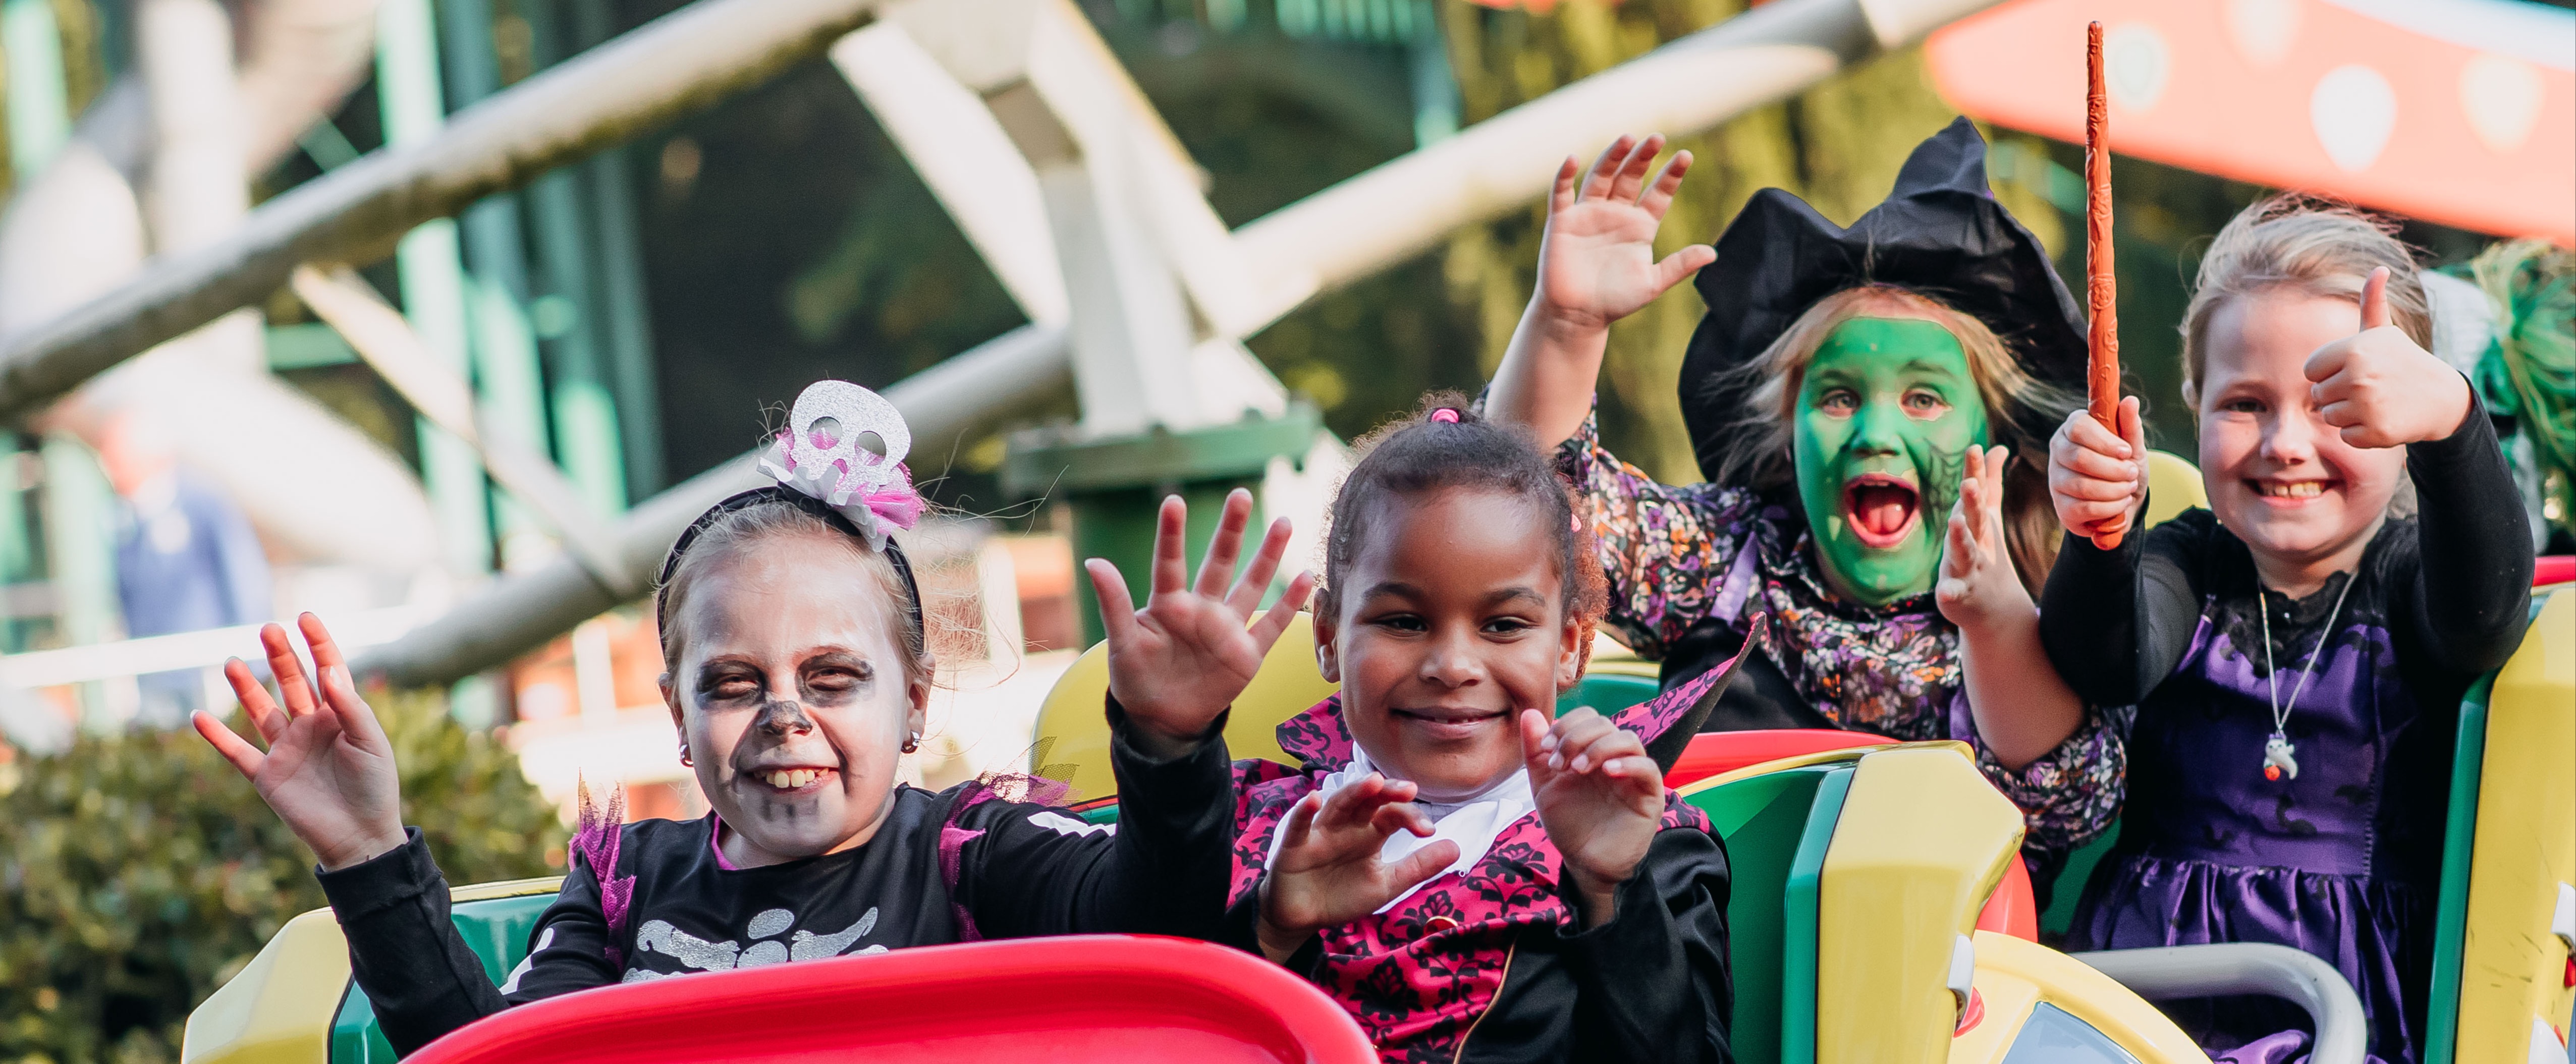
[2040,395,2534,714]
[316,704,1234,1057]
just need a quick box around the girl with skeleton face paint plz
[193,381,1278,1056]
[1489,120,2122,884]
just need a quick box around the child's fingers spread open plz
[1581,136,1634,198]
[1549,155,1580,214]
[1083,558,1141,645]
[1653,245,1717,293]
[1227,516,1292,618]
[192,710,265,779]
[1194,489,1253,600]
[298,612,348,670]
[259,623,320,718]
[1640,149,1692,215]
[1608,134,1662,203]
[225,658,287,743]
[317,651,388,749]
[1150,495,1189,598]
[1942,511,1974,576]
[1249,571,1316,650]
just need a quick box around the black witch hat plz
[1679,117,2087,484]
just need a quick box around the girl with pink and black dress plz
[1106,397,1739,1063]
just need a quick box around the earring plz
[678,743,693,767]
[902,731,921,754]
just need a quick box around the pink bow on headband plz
[861,466,926,532]
[754,380,925,550]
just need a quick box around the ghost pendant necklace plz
[2255,574,2354,781]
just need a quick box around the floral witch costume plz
[1549,119,2122,874]
[1557,411,2118,873]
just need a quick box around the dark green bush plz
[1,692,566,1064]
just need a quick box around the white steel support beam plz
[839,6,1293,430]
[876,0,1212,435]
[0,0,889,423]
[353,323,1073,686]
[290,267,635,596]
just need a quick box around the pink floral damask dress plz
[1215,664,1739,1064]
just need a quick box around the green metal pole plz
[2,0,70,176]
[0,439,29,652]
[1407,2,1458,147]
[524,0,626,514]
[40,435,120,725]
[6,0,115,700]
[1,0,71,655]
[432,0,562,564]
[583,151,661,496]
[380,0,499,723]
[571,0,663,498]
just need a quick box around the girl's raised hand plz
[1532,134,1717,333]
[192,613,406,871]
[1522,707,1661,928]
[1087,488,1317,752]
[1255,774,1458,962]
[1936,445,2031,632]
[2048,396,2148,545]
[2306,267,2474,449]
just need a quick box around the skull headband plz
[656,380,927,639]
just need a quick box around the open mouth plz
[750,766,837,793]
[1391,706,1509,742]
[2248,479,2337,503]
[1842,474,1921,548]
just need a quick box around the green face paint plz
[1792,317,1992,607]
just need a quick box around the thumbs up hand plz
[2304,266,2474,449]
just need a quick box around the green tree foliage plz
[0,693,566,1064]
[1435,0,2067,482]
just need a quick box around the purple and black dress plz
[2038,402,2533,1064]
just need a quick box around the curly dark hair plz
[1317,393,1610,661]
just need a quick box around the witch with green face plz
[1489,119,2120,878]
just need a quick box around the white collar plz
[1266,745,1536,914]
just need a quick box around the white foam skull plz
[775,380,909,507]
